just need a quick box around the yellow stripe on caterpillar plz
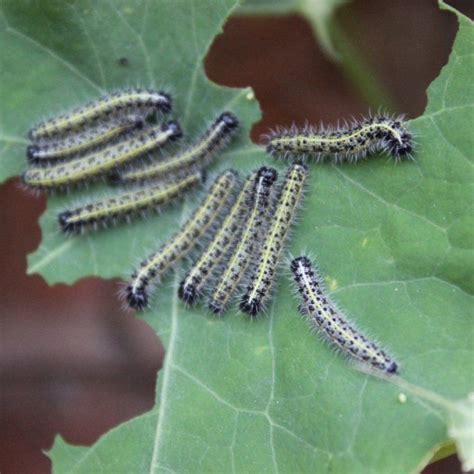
[264,114,413,161]
[290,256,398,374]
[23,121,181,191]
[113,112,239,183]
[208,166,278,315]
[126,170,239,311]
[240,163,307,316]
[58,170,202,234]
[179,168,256,305]
[29,88,171,141]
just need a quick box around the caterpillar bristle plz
[263,113,413,162]
[28,88,172,141]
[290,255,399,374]
[239,163,307,317]
[113,111,239,184]
[127,170,239,311]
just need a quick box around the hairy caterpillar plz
[27,116,144,164]
[240,163,307,316]
[178,168,256,306]
[58,170,202,234]
[22,121,181,191]
[112,112,239,184]
[264,114,413,162]
[208,166,278,315]
[28,88,171,141]
[126,170,239,311]
[290,256,398,374]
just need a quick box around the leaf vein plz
[4,25,103,94]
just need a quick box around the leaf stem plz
[389,375,458,412]
[329,16,396,111]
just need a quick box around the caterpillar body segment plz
[208,166,278,315]
[290,256,398,374]
[240,163,307,316]
[23,121,181,191]
[178,169,256,305]
[29,89,171,141]
[58,170,202,234]
[112,112,239,183]
[126,170,240,311]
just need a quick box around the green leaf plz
[1,0,472,472]
[0,0,258,185]
[447,394,474,472]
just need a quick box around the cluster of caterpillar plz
[22,89,239,233]
[111,112,239,184]
[23,88,177,190]
[190,166,278,314]
[24,92,404,376]
[207,164,306,316]
[124,163,399,375]
[178,169,261,307]
[263,114,413,162]
[24,122,182,191]
[240,163,307,315]
[257,112,410,373]
[126,164,306,318]
[126,170,240,310]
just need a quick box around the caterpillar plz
[58,170,202,234]
[126,170,239,311]
[22,121,181,191]
[208,166,278,315]
[290,256,398,374]
[264,114,413,162]
[178,168,256,306]
[112,112,239,184]
[240,163,307,316]
[28,88,171,141]
[27,115,144,164]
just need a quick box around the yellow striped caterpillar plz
[126,170,239,310]
[23,121,181,191]
[178,168,257,305]
[290,256,398,374]
[240,163,307,316]
[264,114,413,162]
[112,112,239,183]
[208,166,278,315]
[28,88,171,141]
[58,170,202,234]
[27,116,144,164]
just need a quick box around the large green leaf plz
[1,0,472,473]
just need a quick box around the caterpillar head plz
[157,91,172,113]
[385,120,413,158]
[218,112,239,131]
[164,120,183,141]
[126,285,149,311]
[178,280,199,306]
